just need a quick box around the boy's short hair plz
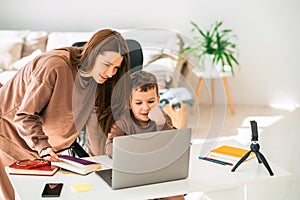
[130,70,159,95]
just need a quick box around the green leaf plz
[186,20,239,75]
[191,21,206,38]
[229,53,239,65]
[224,52,232,67]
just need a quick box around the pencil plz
[198,156,233,166]
[40,147,71,158]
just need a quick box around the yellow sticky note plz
[71,184,93,193]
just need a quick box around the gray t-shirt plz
[105,110,173,157]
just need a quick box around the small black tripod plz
[231,120,274,176]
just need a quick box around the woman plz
[0,29,130,200]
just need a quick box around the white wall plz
[0,0,299,107]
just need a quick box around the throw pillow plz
[22,31,48,57]
[0,39,23,71]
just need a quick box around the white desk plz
[6,140,290,200]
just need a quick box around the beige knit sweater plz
[0,50,105,162]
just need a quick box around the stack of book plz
[8,155,101,176]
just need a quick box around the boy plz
[105,70,173,156]
[105,70,184,200]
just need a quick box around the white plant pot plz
[203,55,222,73]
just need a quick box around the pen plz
[198,156,233,166]
[40,147,71,158]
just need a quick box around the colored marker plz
[198,156,233,166]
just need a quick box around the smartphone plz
[41,183,63,197]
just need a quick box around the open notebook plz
[96,128,191,189]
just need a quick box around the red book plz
[8,161,59,176]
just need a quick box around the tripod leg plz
[231,151,252,172]
[254,152,262,163]
[257,152,274,176]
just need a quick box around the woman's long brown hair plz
[66,29,130,136]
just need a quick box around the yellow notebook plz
[210,145,255,162]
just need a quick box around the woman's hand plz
[105,123,125,157]
[39,147,61,162]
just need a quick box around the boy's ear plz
[128,98,132,109]
[157,95,160,102]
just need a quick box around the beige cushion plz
[0,30,48,71]
[22,31,48,57]
[0,39,23,70]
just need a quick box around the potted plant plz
[182,21,239,75]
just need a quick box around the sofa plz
[0,28,193,128]
[0,28,183,85]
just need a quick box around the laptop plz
[95,128,191,189]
